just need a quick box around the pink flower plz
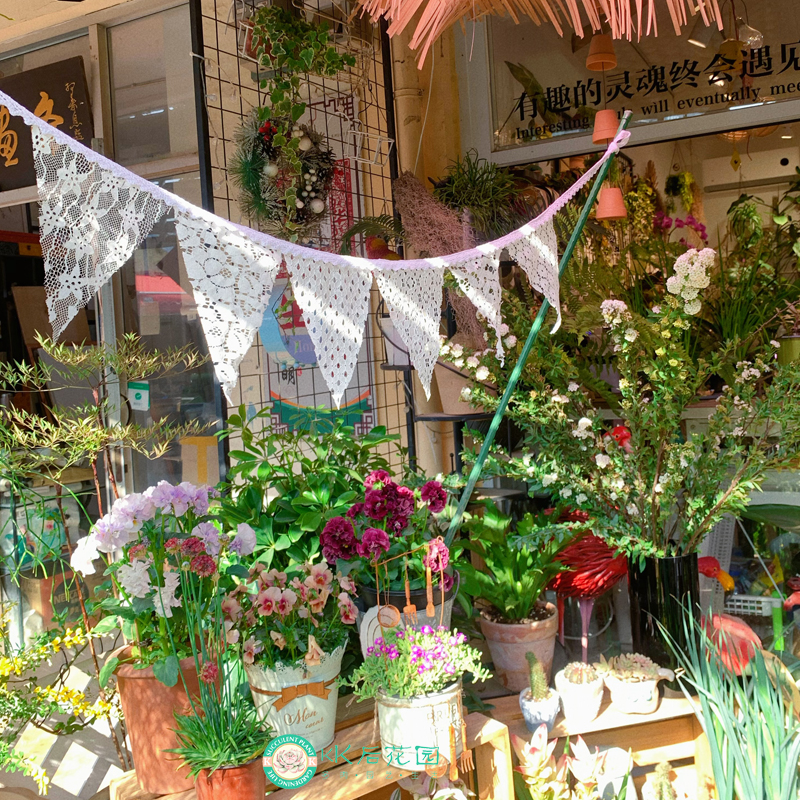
[230,523,256,556]
[199,660,219,684]
[221,596,242,620]
[394,485,415,517]
[242,636,263,666]
[276,589,298,617]
[363,489,390,520]
[337,572,357,594]
[127,543,148,561]
[423,538,449,573]
[224,620,239,645]
[191,522,221,557]
[306,563,333,590]
[290,577,309,602]
[356,528,391,561]
[308,588,330,614]
[270,630,286,650]
[420,481,447,513]
[345,503,364,519]
[256,586,282,616]
[164,537,182,555]
[338,592,358,624]
[190,554,216,577]
[364,469,393,489]
[320,517,357,563]
[261,569,287,589]
[305,635,325,666]
[181,537,206,557]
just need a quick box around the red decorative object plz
[592,109,620,145]
[327,158,354,255]
[698,556,735,591]
[705,613,761,675]
[548,532,628,662]
[595,186,628,221]
[585,34,617,71]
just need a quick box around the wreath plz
[231,108,335,240]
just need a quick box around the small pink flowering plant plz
[320,471,453,592]
[70,481,255,681]
[222,562,358,669]
[344,626,490,699]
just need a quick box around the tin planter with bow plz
[245,644,345,752]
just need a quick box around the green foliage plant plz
[458,501,579,623]
[526,652,549,701]
[663,610,800,800]
[217,406,399,571]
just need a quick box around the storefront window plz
[120,172,224,491]
[108,6,197,164]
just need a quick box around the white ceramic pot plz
[245,644,345,752]
[554,669,604,725]
[518,688,560,733]
[376,680,463,765]
[604,669,673,715]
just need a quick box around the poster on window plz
[488,6,800,152]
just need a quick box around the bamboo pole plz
[444,112,632,546]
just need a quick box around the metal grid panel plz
[198,0,407,463]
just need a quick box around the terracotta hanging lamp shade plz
[586,34,617,71]
[596,186,628,221]
[359,0,724,66]
[593,109,619,144]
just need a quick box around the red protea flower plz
[181,537,205,557]
[164,537,182,554]
[190,554,216,578]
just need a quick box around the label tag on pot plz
[128,382,150,411]
[263,734,318,788]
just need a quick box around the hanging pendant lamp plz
[596,186,628,221]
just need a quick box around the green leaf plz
[99,656,119,689]
[227,563,251,579]
[91,615,121,635]
[153,655,180,687]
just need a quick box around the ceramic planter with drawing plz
[554,661,604,725]
[518,652,560,734]
[598,653,674,715]
[245,644,345,752]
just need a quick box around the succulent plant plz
[563,661,598,684]
[648,761,678,800]
[525,652,549,701]
[598,653,661,682]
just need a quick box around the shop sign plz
[0,56,94,191]
[488,8,800,152]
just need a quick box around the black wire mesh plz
[197,0,408,464]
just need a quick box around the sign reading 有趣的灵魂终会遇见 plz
[488,6,800,152]
[0,56,94,190]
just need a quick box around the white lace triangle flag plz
[31,127,167,339]
[286,256,373,407]
[375,266,444,399]
[448,250,505,362]
[505,219,561,332]
[174,211,280,401]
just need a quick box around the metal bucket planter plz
[376,680,463,766]
[479,603,558,692]
[245,644,345,752]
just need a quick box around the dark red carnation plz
[385,515,409,536]
[181,537,205,556]
[320,517,357,563]
[356,528,391,561]
[346,503,364,519]
[364,489,390,520]
[420,481,447,514]
[364,469,393,489]
[423,538,449,573]
[190,554,216,577]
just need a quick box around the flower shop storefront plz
[2,0,800,798]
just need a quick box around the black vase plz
[628,553,699,673]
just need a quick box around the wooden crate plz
[486,693,714,799]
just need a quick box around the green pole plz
[445,112,631,546]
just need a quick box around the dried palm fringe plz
[357,0,723,65]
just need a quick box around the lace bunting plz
[174,211,279,400]
[285,256,373,408]
[375,266,444,398]
[32,128,166,338]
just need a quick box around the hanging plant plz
[231,108,335,239]
[664,170,695,215]
[232,6,355,241]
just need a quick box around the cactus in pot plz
[598,653,674,715]
[554,660,604,725]
[518,652,561,733]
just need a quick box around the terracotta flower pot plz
[196,758,266,800]
[115,648,200,794]
[479,603,558,692]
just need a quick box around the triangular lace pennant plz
[285,255,373,407]
[448,249,505,362]
[31,127,166,339]
[174,211,279,401]
[375,266,444,398]
[505,219,561,332]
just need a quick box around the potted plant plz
[459,501,578,691]
[778,300,800,365]
[165,542,271,800]
[222,561,358,752]
[555,661,604,725]
[344,626,490,764]
[323,471,457,636]
[71,481,251,794]
[596,653,673,715]
[519,652,560,733]
[464,248,800,671]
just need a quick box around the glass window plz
[119,172,224,491]
[0,35,91,83]
[108,6,197,165]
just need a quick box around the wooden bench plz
[486,693,714,799]
[109,699,515,800]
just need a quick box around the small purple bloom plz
[366,646,374,656]
[420,625,433,635]
[192,522,221,557]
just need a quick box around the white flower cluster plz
[666,248,715,315]
[600,299,630,327]
[572,417,594,440]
